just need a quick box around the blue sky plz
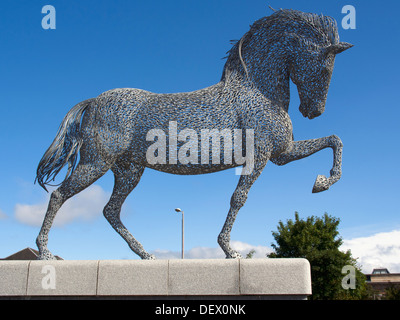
[1,0,399,272]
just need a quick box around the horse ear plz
[324,42,354,55]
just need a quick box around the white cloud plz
[231,241,273,258]
[0,208,7,219]
[151,241,272,259]
[14,185,110,227]
[341,230,400,274]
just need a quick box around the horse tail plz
[35,98,95,192]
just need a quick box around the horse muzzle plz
[299,103,324,119]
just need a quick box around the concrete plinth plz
[0,258,311,299]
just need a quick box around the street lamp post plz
[174,208,184,259]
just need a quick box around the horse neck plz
[223,41,291,112]
[252,53,291,112]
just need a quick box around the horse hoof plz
[312,175,330,193]
[143,253,156,260]
[226,250,243,259]
[37,249,57,260]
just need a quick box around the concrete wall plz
[0,258,311,299]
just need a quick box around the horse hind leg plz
[36,159,110,260]
[36,189,65,260]
[103,161,155,260]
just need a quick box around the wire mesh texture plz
[35,9,352,260]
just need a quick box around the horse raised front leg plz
[218,159,267,258]
[271,135,343,193]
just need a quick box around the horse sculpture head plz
[285,11,353,119]
[291,42,353,119]
[223,9,353,119]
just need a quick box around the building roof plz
[1,247,63,260]
[372,268,390,274]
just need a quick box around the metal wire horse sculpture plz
[35,9,352,260]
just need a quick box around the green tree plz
[246,249,256,259]
[384,285,400,300]
[267,212,367,300]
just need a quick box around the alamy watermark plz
[41,5,56,30]
[341,265,356,290]
[41,5,355,31]
[41,265,56,290]
[146,121,255,175]
[341,5,356,30]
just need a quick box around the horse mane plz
[222,8,339,80]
